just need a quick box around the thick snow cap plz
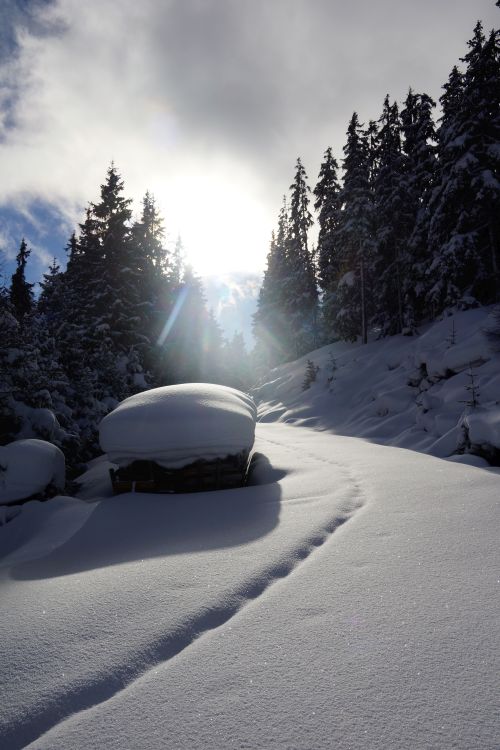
[99,383,257,468]
[0,439,66,505]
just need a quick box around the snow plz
[1,309,500,749]
[0,439,65,505]
[255,307,500,464]
[99,382,257,468]
[0,424,498,749]
[464,406,500,449]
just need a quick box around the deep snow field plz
[255,306,500,467]
[1,307,499,750]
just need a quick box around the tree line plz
[0,167,251,471]
[254,20,500,366]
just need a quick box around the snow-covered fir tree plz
[253,199,294,366]
[131,191,174,383]
[313,147,342,336]
[427,23,500,311]
[157,267,223,384]
[286,158,319,355]
[371,96,413,335]
[9,239,34,320]
[221,332,252,391]
[0,286,22,442]
[400,89,437,326]
[333,112,374,343]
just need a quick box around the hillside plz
[254,306,500,468]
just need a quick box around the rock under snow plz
[0,439,66,505]
[99,383,257,468]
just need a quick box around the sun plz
[153,170,271,277]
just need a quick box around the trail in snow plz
[7,511,361,750]
[1,429,364,750]
[19,424,500,750]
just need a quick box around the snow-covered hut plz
[99,383,257,493]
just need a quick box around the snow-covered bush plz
[302,360,319,391]
[0,439,66,505]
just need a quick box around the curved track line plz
[10,435,366,750]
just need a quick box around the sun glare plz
[154,172,270,277]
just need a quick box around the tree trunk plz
[395,249,403,333]
[489,223,499,301]
[360,248,367,345]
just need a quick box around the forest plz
[0,19,498,473]
[255,21,499,362]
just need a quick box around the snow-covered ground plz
[255,306,500,466]
[1,309,499,749]
[1,422,499,749]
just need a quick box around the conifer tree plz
[9,238,34,319]
[0,286,21,442]
[400,89,437,326]
[38,257,64,320]
[313,147,342,334]
[334,113,374,343]
[222,332,251,390]
[170,236,185,287]
[253,199,293,366]
[427,23,500,310]
[131,191,173,381]
[157,267,223,384]
[372,96,413,335]
[286,158,318,355]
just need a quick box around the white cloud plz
[0,0,497,274]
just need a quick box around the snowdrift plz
[0,439,65,506]
[99,383,257,468]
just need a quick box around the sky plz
[0,0,498,285]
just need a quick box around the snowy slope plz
[255,306,500,465]
[1,424,499,749]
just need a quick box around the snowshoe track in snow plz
[9,496,364,750]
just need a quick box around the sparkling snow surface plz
[99,383,257,467]
[0,439,65,505]
[255,307,500,462]
[1,424,499,749]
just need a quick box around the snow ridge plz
[9,489,364,750]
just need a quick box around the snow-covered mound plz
[0,439,66,506]
[254,307,500,465]
[99,383,257,468]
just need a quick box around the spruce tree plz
[9,238,34,320]
[0,287,21,442]
[131,191,173,382]
[400,89,438,326]
[313,147,342,335]
[427,23,500,311]
[286,158,318,355]
[334,112,374,343]
[157,267,223,384]
[222,332,251,390]
[253,199,293,366]
[169,236,185,288]
[372,96,413,335]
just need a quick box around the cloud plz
[0,0,497,274]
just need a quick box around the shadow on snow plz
[11,453,285,581]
